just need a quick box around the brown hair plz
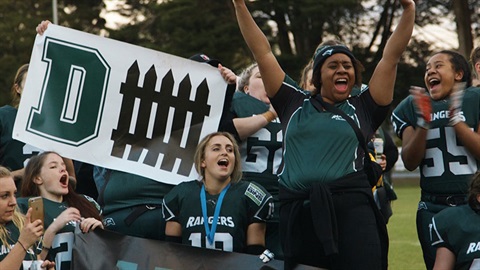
[468,171,480,212]
[11,64,29,108]
[299,60,313,90]
[0,166,25,248]
[470,46,480,80]
[21,152,101,220]
[194,132,242,184]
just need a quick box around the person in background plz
[232,1,415,269]
[431,172,480,270]
[392,50,480,270]
[162,131,274,261]
[192,54,283,258]
[470,46,480,87]
[17,151,103,270]
[369,128,399,223]
[0,64,77,191]
[224,63,283,259]
[299,60,315,93]
[36,19,174,242]
[0,166,55,270]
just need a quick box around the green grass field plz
[387,182,425,270]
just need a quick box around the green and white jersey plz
[231,92,282,220]
[17,196,101,270]
[271,82,384,190]
[0,222,37,270]
[431,205,480,270]
[17,196,101,232]
[162,180,273,253]
[391,87,480,194]
[0,105,42,171]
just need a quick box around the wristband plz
[262,111,276,122]
[259,249,275,263]
[449,113,462,126]
[17,240,28,252]
[416,117,429,130]
[42,243,51,251]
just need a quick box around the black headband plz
[312,45,356,76]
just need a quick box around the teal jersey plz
[101,170,174,214]
[162,180,273,253]
[431,205,480,270]
[271,82,383,190]
[391,87,480,194]
[231,92,282,220]
[0,106,42,171]
[0,222,37,270]
[17,196,101,270]
[17,196,101,233]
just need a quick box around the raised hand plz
[36,20,51,35]
[218,64,237,84]
[449,82,466,126]
[400,0,416,8]
[410,86,432,129]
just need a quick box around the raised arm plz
[232,0,285,98]
[369,0,415,106]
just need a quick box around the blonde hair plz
[194,132,242,184]
[0,166,25,248]
[237,63,258,93]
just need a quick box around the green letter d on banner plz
[28,38,110,146]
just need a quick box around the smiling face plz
[319,53,356,103]
[34,153,69,202]
[201,135,236,184]
[425,53,464,100]
[0,176,17,224]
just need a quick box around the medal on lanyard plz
[200,183,231,245]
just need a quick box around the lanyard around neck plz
[200,183,231,245]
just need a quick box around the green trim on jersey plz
[17,196,100,233]
[231,92,282,220]
[392,88,480,194]
[280,99,361,190]
[162,180,273,253]
[17,196,101,270]
[431,205,480,270]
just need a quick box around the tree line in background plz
[1,0,478,114]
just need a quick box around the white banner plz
[13,24,228,185]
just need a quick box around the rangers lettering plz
[467,242,480,254]
[185,216,234,228]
